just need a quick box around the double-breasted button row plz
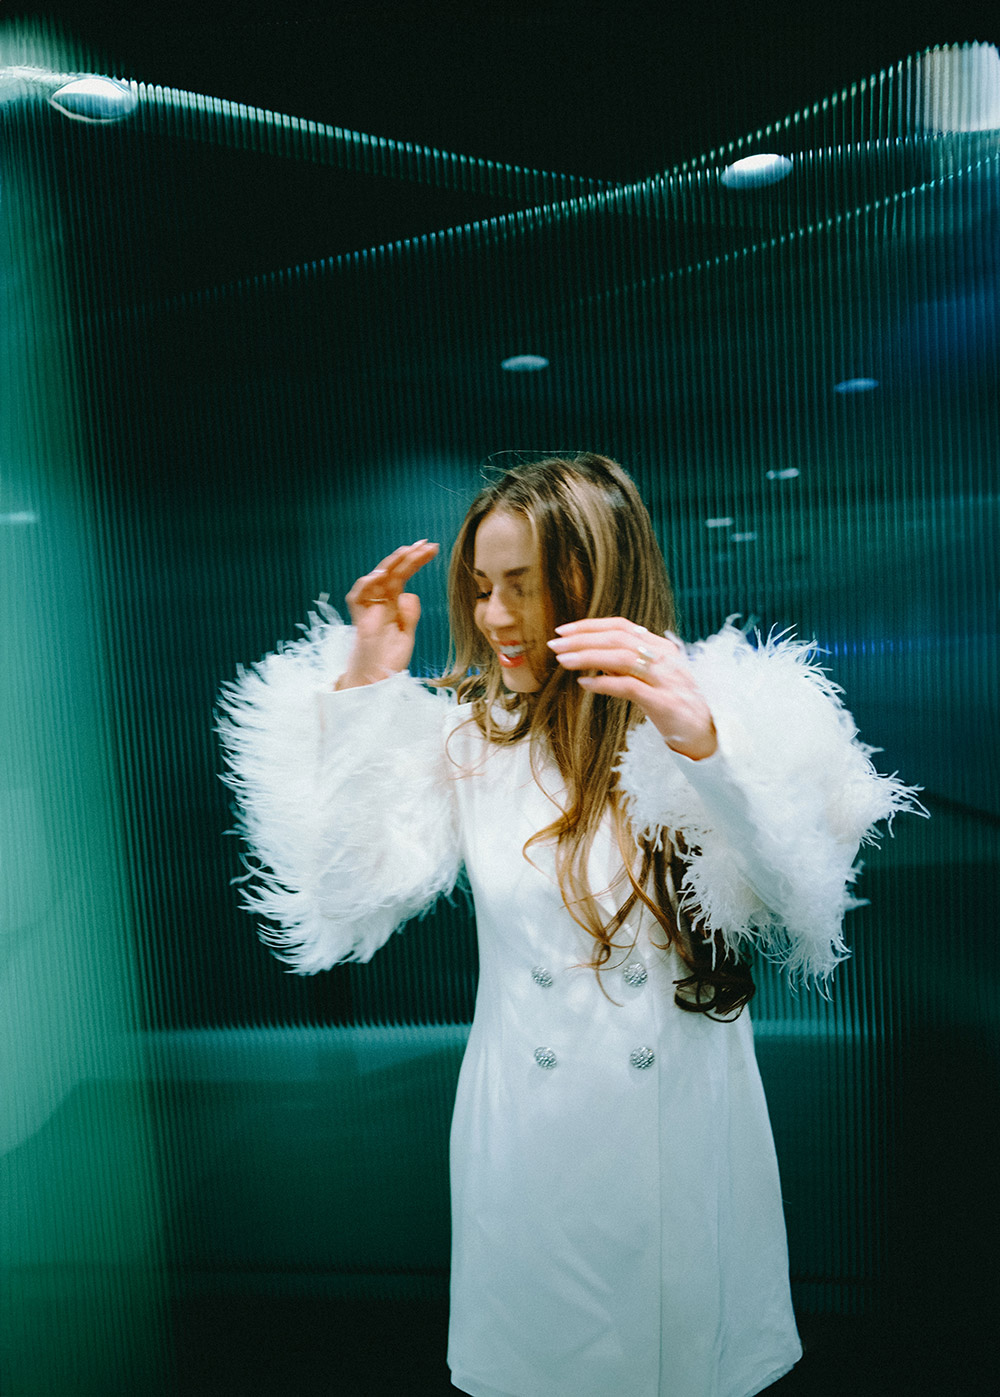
[530,962,653,1070]
[532,961,647,989]
[533,1045,656,1071]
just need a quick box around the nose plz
[483,590,515,631]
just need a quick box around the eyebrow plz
[472,565,532,579]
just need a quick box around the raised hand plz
[335,540,440,689]
[547,618,718,760]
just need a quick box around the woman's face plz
[472,509,552,693]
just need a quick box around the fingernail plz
[554,623,572,634]
[546,638,566,650]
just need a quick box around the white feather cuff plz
[616,623,925,982]
[217,600,460,972]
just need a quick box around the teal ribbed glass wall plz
[2,18,997,1393]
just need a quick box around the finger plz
[392,540,439,586]
[547,642,625,670]
[575,673,647,701]
[370,542,420,576]
[550,638,682,678]
[352,542,438,606]
[365,539,432,579]
[375,540,439,591]
[349,567,399,607]
[396,591,422,635]
[554,618,683,658]
[554,617,641,636]
[549,626,652,657]
[573,650,656,677]
[561,651,678,684]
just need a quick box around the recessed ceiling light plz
[720,154,793,189]
[705,517,734,529]
[834,377,879,393]
[48,76,138,124]
[766,468,800,480]
[730,532,757,543]
[501,354,549,372]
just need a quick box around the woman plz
[218,454,918,1397]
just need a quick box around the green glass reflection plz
[0,23,169,1397]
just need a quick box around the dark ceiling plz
[9,0,997,292]
[10,0,998,186]
[3,2,995,820]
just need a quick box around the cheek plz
[529,596,551,639]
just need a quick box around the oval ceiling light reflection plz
[501,354,549,372]
[730,531,758,543]
[49,76,138,124]
[834,377,880,394]
[720,154,793,189]
[705,517,734,529]
[766,468,800,480]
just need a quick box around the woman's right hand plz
[335,540,440,689]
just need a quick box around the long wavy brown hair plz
[437,453,754,1020]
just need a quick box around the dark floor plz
[170,1296,973,1396]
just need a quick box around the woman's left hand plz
[548,619,718,761]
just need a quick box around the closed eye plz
[475,583,525,601]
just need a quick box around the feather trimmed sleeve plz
[616,622,925,982]
[216,600,460,973]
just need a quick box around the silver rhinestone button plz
[623,961,648,988]
[629,1046,655,1070]
[533,1047,557,1070]
[531,966,554,988]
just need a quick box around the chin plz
[500,674,541,694]
[498,664,543,694]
